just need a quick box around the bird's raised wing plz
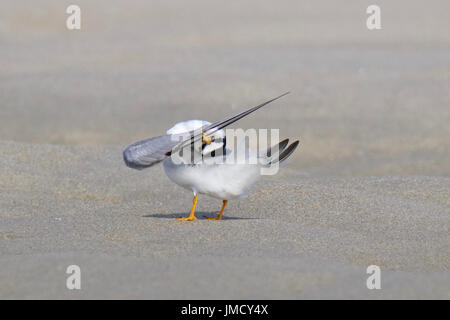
[172,92,290,153]
[123,92,290,169]
[123,134,180,169]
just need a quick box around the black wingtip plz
[209,91,291,131]
[267,91,291,103]
[174,92,292,152]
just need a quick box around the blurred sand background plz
[0,0,449,299]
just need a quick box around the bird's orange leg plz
[207,200,228,220]
[176,195,198,221]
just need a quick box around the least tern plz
[123,92,299,220]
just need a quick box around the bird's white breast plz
[163,157,261,200]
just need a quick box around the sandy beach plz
[0,0,449,299]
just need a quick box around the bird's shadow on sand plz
[143,211,258,220]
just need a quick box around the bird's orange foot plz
[206,200,227,221]
[206,215,222,220]
[176,195,198,221]
[176,216,197,221]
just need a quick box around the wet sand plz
[0,0,449,299]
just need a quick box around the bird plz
[123,92,299,221]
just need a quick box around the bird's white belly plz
[163,158,261,199]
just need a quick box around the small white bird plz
[123,93,299,220]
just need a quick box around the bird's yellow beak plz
[201,131,214,145]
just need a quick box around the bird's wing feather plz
[123,134,180,169]
[123,92,290,170]
[172,92,290,153]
